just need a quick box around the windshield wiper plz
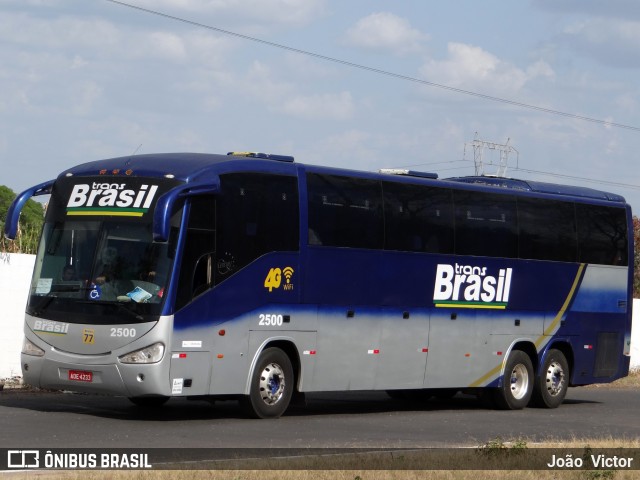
[33,296,56,317]
[70,300,144,321]
[113,302,144,322]
[73,299,144,322]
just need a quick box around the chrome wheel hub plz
[259,362,285,405]
[510,364,529,400]
[545,361,565,397]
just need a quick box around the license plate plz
[68,370,93,382]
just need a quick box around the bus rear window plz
[576,203,628,266]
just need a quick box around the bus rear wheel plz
[530,349,569,408]
[242,347,293,419]
[493,350,533,410]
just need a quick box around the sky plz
[2,0,640,210]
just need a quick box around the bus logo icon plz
[433,263,513,309]
[264,266,295,292]
[283,267,294,284]
[7,450,40,468]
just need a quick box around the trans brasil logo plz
[66,182,159,217]
[433,263,513,309]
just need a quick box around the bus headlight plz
[22,337,45,357]
[119,342,165,364]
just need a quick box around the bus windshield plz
[27,176,181,324]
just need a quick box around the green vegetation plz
[475,437,528,457]
[0,184,45,254]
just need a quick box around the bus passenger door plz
[424,309,477,388]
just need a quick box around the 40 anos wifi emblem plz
[264,267,295,292]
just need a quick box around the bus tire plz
[242,347,293,419]
[493,350,533,410]
[530,349,569,408]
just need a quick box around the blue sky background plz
[2,0,640,209]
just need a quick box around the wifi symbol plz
[282,266,294,284]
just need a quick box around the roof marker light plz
[379,169,438,179]
[227,151,294,163]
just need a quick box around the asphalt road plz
[1,387,638,450]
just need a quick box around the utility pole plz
[464,133,519,177]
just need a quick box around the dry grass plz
[586,368,640,389]
[7,438,640,480]
[8,467,640,480]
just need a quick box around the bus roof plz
[445,175,626,203]
[59,152,626,204]
[61,153,258,183]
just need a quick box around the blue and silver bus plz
[5,151,632,418]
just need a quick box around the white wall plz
[632,299,640,370]
[0,253,35,379]
[0,253,639,378]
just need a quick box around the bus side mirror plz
[4,180,54,239]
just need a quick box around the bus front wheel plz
[493,350,533,410]
[242,347,293,419]
[530,349,569,408]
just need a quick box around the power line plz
[393,160,471,169]
[105,0,640,134]
[382,158,640,191]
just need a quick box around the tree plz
[0,185,45,254]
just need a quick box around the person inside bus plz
[61,264,77,282]
[92,246,119,300]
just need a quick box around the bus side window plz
[192,253,213,297]
[383,182,454,254]
[175,196,216,310]
[307,173,383,249]
[216,173,299,282]
[518,198,577,262]
[454,191,518,258]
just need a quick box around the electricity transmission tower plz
[464,133,519,177]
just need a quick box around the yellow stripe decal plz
[67,211,144,217]
[534,263,585,350]
[467,263,585,388]
[435,303,506,310]
[468,363,503,389]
